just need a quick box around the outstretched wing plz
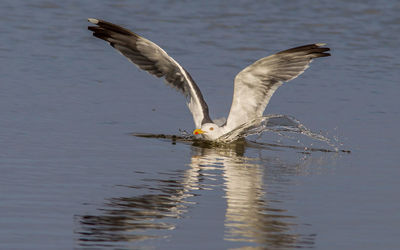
[88,18,212,128]
[225,43,330,130]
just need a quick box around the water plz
[1,0,400,249]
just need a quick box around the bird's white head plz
[193,123,226,141]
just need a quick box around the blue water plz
[1,0,399,249]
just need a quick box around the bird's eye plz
[209,127,214,131]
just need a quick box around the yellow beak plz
[193,129,205,135]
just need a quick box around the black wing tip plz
[278,43,331,57]
[317,52,331,57]
[87,18,136,36]
[88,26,112,43]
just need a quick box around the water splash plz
[217,115,340,151]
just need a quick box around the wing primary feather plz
[225,43,330,130]
[88,18,212,128]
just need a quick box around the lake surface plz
[1,0,399,249]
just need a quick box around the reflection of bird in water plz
[77,143,316,248]
[190,145,313,248]
[88,18,330,141]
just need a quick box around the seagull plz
[88,18,330,141]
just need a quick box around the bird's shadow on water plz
[75,132,347,249]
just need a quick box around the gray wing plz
[88,18,212,128]
[225,43,330,130]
